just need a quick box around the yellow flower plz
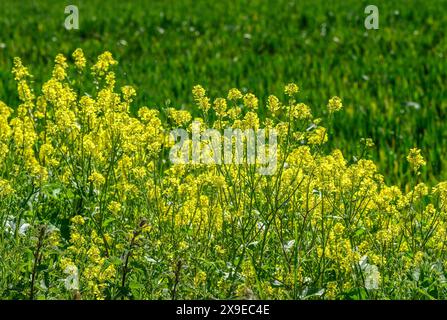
[308,126,328,145]
[243,111,260,129]
[192,85,210,112]
[360,137,375,148]
[406,148,426,172]
[53,54,68,80]
[215,245,225,255]
[0,179,14,197]
[105,72,116,88]
[414,251,424,265]
[167,108,192,126]
[88,171,106,187]
[290,103,312,120]
[227,107,241,120]
[194,270,207,286]
[284,83,299,96]
[243,93,258,110]
[92,51,118,76]
[71,215,85,225]
[227,88,243,101]
[327,96,343,113]
[192,85,206,99]
[121,85,136,102]
[12,57,31,81]
[213,97,227,116]
[107,201,122,215]
[325,282,338,299]
[267,95,281,114]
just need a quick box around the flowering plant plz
[0,50,446,300]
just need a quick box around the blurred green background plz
[0,0,446,185]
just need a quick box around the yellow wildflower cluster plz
[284,83,299,96]
[327,96,343,113]
[193,85,211,112]
[407,147,426,173]
[65,217,116,299]
[1,51,447,300]
[72,48,86,70]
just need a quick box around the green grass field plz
[1,0,446,184]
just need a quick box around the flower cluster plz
[1,51,446,300]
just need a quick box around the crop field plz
[0,0,447,300]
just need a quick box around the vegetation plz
[0,0,446,300]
